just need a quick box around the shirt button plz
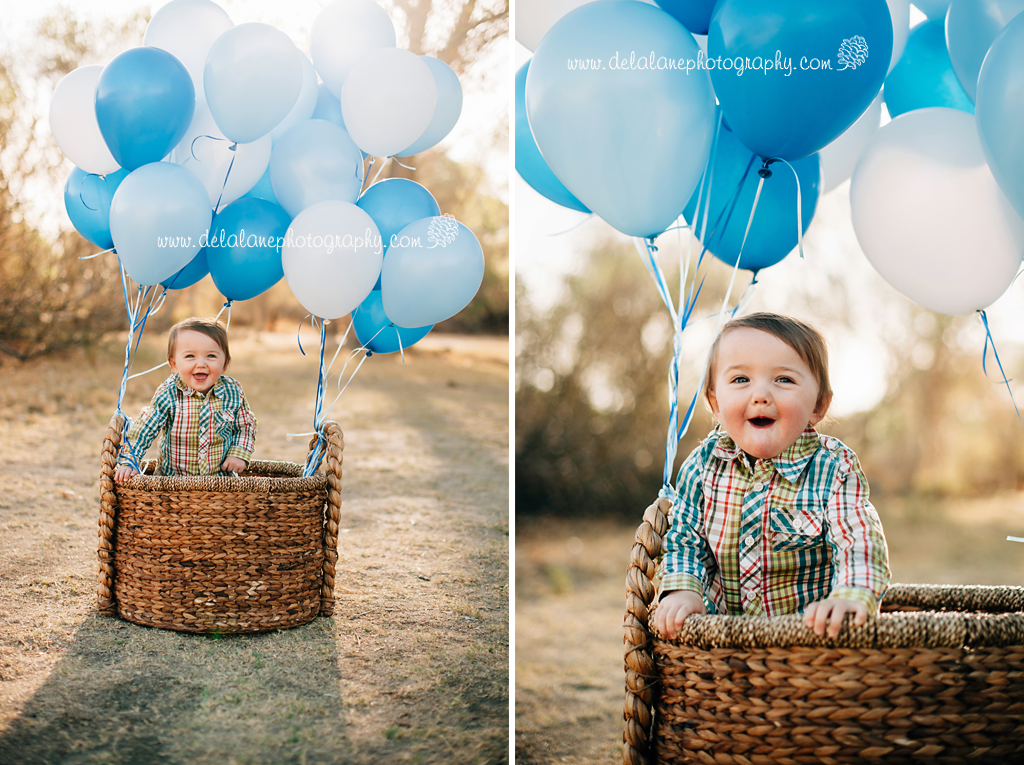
[753,481,764,492]
[794,517,804,529]
[744,536,755,547]
[826,438,837,450]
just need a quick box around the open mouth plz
[749,417,774,428]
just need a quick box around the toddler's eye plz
[776,376,794,384]
[730,375,748,384]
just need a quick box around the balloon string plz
[547,213,597,237]
[391,156,416,171]
[215,300,233,328]
[360,157,376,195]
[979,310,1023,427]
[213,143,239,213]
[190,134,231,161]
[767,157,805,260]
[78,173,107,211]
[79,246,115,260]
[302,317,329,476]
[370,156,390,187]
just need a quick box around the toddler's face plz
[169,329,227,393]
[708,327,827,460]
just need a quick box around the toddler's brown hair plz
[166,317,231,366]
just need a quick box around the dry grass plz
[0,329,509,765]
[515,496,1024,764]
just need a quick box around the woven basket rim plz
[119,458,327,494]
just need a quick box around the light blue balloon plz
[109,162,212,286]
[884,21,973,117]
[946,0,1024,104]
[207,198,291,301]
[976,12,1024,221]
[161,249,209,290]
[710,0,892,161]
[357,178,441,290]
[270,119,365,218]
[683,123,820,272]
[380,216,484,328]
[240,164,281,207]
[64,167,129,250]
[655,0,718,34]
[352,290,432,354]
[526,1,715,237]
[514,61,589,213]
[311,82,368,160]
[95,47,195,171]
[397,57,463,156]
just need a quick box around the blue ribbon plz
[979,309,1023,427]
[302,317,329,476]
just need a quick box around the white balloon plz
[516,0,657,51]
[310,0,396,98]
[396,56,463,156]
[204,23,303,144]
[887,0,910,74]
[282,200,383,319]
[850,107,1024,315]
[49,66,120,175]
[144,0,233,102]
[170,101,271,210]
[819,93,883,192]
[270,53,320,142]
[341,48,436,158]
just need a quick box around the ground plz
[0,330,509,765]
[515,497,1024,764]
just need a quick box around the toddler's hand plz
[114,465,138,484]
[222,456,248,475]
[653,590,705,640]
[804,598,868,639]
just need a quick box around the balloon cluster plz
[517,0,1024,317]
[53,0,484,353]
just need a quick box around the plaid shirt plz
[658,427,890,616]
[118,374,257,476]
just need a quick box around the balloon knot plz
[758,158,777,179]
[365,351,373,358]
[229,143,237,152]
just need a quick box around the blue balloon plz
[946,0,1024,104]
[683,123,820,271]
[357,178,441,289]
[884,21,973,117]
[380,216,484,328]
[527,1,716,237]
[514,61,590,213]
[976,12,1024,220]
[270,119,364,218]
[95,47,195,171]
[206,198,291,301]
[311,83,367,160]
[352,290,432,354]
[240,164,281,207]
[709,0,892,160]
[655,0,718,34]
[161,249,209,290]
[64,167,129,250]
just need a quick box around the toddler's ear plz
[809,391,833,425]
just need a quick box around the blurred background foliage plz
[516,228,1024,518]
[0,1,508,362]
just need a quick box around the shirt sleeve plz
[657,444,714,601]
[824,449,891,613]
[225,391,257,464]
[117,382,173,468]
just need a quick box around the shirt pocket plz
[769,501,825,553]
[214,407,238,439]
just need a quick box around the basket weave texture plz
[623,497,1024,765]
[98,414,343,634]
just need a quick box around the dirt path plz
[0,330,509,765]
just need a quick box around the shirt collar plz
[174,374,227,398]
[710,426,821,483]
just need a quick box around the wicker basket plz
[97,413,343,634]
[623,498,1024,765]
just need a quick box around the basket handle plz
[623,497,671,765]
[98,413,125,617]
[310,421,344,617]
